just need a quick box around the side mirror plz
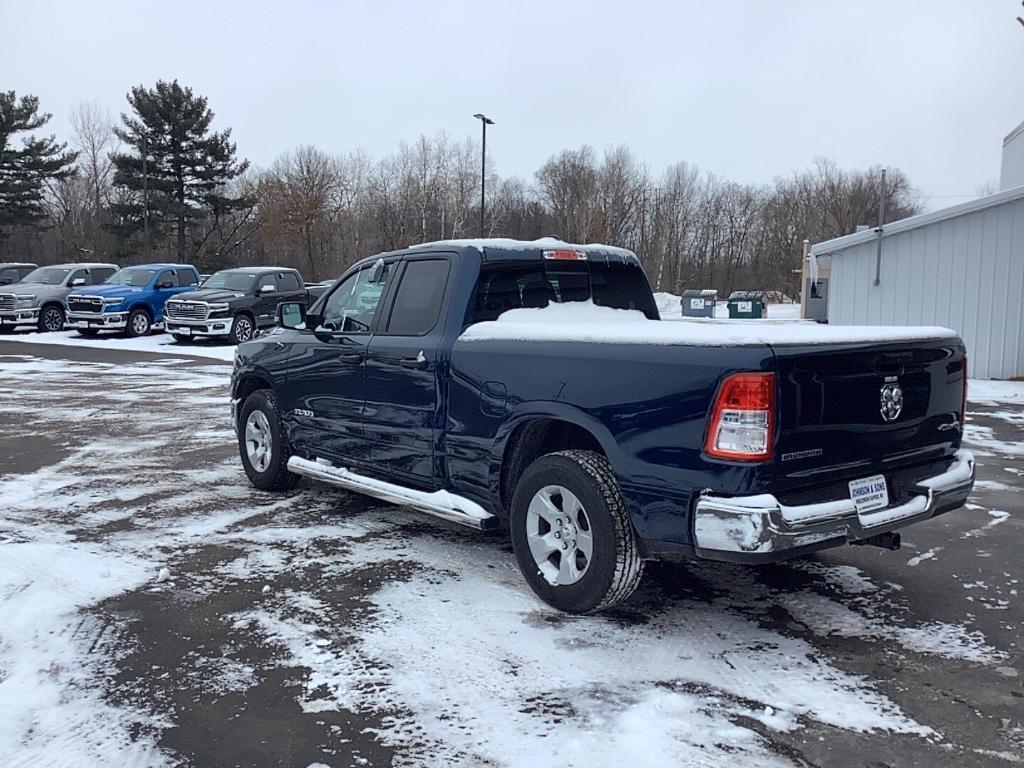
[70,278,86,286]
[276,301,306,329]
[260,284,276,294]
[156,281,174,290]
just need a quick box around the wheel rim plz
[43,308,63,331]
[132,313,149,335]
[244,409,273,472]
[235,317,253,342]
[525,485,594,586]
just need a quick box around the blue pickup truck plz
[230,238,974,613]
[66,263,201,337]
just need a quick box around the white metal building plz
[1001,120,1024,191]
[808,126,1024,379]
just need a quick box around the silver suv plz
[0,263,118,333]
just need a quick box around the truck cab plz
[66,263,200,337]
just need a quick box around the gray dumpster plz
[680,289,718,318]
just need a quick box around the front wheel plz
[229,314,255,344]
[238,389,300,491]
[510,450,645,613]
[126,308,151,337]
[38,305,65,333]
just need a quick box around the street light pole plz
[473,113,494,237]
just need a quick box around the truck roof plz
[215,266,299,274]
[44,262,119,269]
[0,262,37,269]
[123,263,198,270]
[354,237,639,270]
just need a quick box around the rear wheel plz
[238,389,300,491]
[126,308,151,337]
[510,450,644,613]
[229,313,255,344]
[38,305,65,333]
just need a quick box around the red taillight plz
[961,355,968,424]
[705,372,776,461]
[543,249,587,261]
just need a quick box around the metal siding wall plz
[825,197,1024,378]
[1001,129,1024,191]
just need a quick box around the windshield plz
[106,268,156,287]
[201,271,256,291]
[21,267,71,285]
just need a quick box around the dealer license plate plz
[849,474,889,513]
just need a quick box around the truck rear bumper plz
[693,450,975,563]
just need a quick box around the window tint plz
[177,270,198,287]
[257,274,277,293]
[471,261,658,323]
[386,259,450,335]
[94,268,115,284]
[319,263,391,333]
[0,268,18,284]
[278,272,301,292]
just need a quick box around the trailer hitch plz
[852,532,902,551]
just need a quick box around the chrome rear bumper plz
[693,450,975,562]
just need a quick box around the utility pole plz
[473,113,494,237]
[142,132,150,256]
[873,168,886,286]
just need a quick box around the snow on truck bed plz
[459,301,958,347]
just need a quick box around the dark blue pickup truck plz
[230,238,974,613]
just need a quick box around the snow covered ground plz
[0,329,236,361]
[0,344,1022,767]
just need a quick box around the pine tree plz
[0,92,78,234]
[110,80,250,260]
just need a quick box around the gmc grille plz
[0,294,14,311]
[67,295,103,314]
[166,301,209,321]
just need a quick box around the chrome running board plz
[287,456,498,531]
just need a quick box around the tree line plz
[0,81,920,295]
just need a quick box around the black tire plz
[510,449,644,613]
[126,307,151,338]
[238,389,300,491]
[229,313,256,345]
[76,329,100,337]
[38,304,65,333]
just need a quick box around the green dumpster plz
[726,291,766,319]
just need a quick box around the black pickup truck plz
[230,238,973,613]
[165,267,328,344]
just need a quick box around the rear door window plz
[278,272,301,292]
[177,270,198,287]
[384,259,450,336]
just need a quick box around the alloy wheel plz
[525,485,594,586]
[244,409,273,472]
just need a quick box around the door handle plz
[340,353,364,364]
[399,351,429,370]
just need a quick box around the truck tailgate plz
[770,339,967,496]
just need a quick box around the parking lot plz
[0,338,1021,768]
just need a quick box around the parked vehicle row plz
[231,238,974,614]
[0,260,331,343]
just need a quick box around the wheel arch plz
[495,405,621,515]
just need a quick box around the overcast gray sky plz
[3,0,1022,209]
